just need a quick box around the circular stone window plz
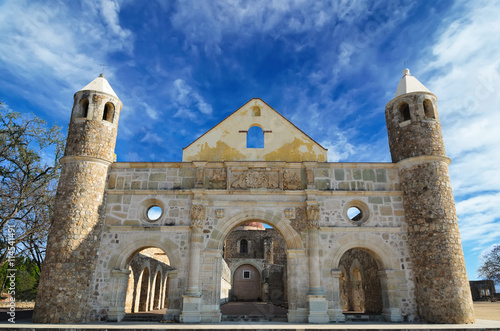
[344,201,369,225]
[347,207,362,221]
[140,199,165,223]
[147,206,162,221]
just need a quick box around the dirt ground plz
[474,301,500,321]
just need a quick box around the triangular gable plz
[182,98,327,162]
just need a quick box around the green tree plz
[0,256,40,301]
[478,245,500,284]
[0,103,64,275]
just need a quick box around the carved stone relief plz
[207,169,227,189]
[231,170,279,189]
[190,205,205,228]
[284,208,295,219]
[283,169,301,190]
[306,205,320,229]
[216,209,225,218]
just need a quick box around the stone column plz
[286,248,309,323]
[201,249,224,322]
[180,204,205,323]
[378,270,402,322]
[307,204,322,295]
[330,269,346,322]
[306,203,329,323]
[164,271,181,320]
[108,269,131,322]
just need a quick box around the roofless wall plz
[182,98,327,162]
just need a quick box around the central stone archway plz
[207,209,304,251]
[203,209,307,323]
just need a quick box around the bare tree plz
[478,245,500,284]
[0,103,64,272]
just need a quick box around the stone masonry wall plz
[399,161,474,323]
[34,88,122,324]
[314,166,399,191]
[224,229,287,263]
[65,119,118,161]
[386,92,474,323]
[91,161,415,322]
[33,160,109,323]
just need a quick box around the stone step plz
[121,313,163,322]
[343,313,385,322]
[221,314,287,322]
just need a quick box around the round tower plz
[385,69,474,323]
[33,74,122,323]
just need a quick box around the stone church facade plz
[33,70,475,324]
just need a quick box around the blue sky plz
[1,0,499,284]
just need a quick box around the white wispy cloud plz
[171,79,213,117]
[423,0,500,253]
[140,132,163,145]
[0,0,133,116]
[320,134,355,162]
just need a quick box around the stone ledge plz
[105,189,402,196]
[320,226,403,233]
[106,225,191,232]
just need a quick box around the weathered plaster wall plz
[182,99,327,162]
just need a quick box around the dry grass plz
[474,301,500,321]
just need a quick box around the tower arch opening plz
[398,102,411,122]
[423,99,435,119]
[79,98,89,118]
[103,102,115,123]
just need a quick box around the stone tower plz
[33,75,122,323]
[385,69,474,323]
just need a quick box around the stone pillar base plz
[163,309,181,322]
[382,307,403,322]
[307,295,329,323]
[328,308,345,322]
[107,306,125,322]
[201,308,222,323]
[287,308,308,323]
[180,295,202,323]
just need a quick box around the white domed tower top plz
[66,74,123,162]
[80,73,119,98]
[394,68,432,98]
[385,68,444,163]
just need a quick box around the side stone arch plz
[206,209,303,250]
[325,234,399,271]
[109,237,181,271]
[324,233,404,322]
[106,237,181,322]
